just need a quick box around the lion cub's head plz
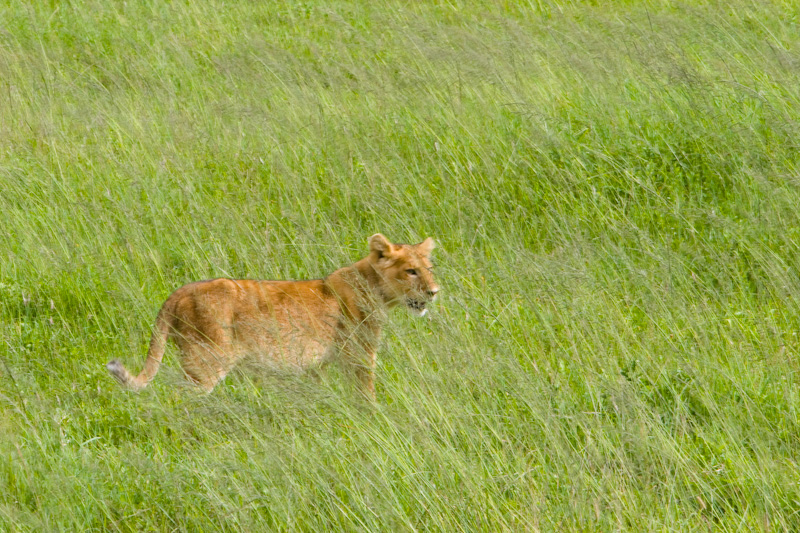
[368,234,440,316]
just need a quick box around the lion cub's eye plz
[406,268,418,276]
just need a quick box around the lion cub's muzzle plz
[406,287,439,317]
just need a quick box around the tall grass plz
[2,0,800,530]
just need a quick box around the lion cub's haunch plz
[107,234,439,398]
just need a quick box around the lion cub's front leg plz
[336,323,379,400]
[355,361,376,400]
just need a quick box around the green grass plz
[2,0,800,530]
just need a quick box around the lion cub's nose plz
[426,288,440,298]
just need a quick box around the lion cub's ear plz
[369,233,395,258]
[416,237,436,256]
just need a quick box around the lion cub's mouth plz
[406,299,429,317]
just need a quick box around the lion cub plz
[107,234,439,398]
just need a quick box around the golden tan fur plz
[106,234,439,398]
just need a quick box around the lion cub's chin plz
[406,299,429,317]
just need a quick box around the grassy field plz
[2,0,800,530]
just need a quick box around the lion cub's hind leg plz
[174,324,239,393]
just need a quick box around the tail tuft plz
[107,359,143,391]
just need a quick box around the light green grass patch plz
[2,0,800,530]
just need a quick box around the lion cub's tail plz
[107,304,174,391]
